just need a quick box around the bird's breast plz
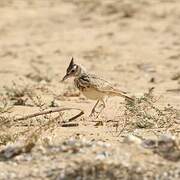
[74,77,104,100]
[81,88,104,100]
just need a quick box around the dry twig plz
[14,107,84,122]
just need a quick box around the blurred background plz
[0,0,180,107]
[0,1,180,179]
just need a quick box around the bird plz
[62,58,134,117]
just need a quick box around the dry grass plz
[106,88,179,137]
[0,81,179,154]
[0,81,84,157]
[1,0,180,178]
[0,81,179,179]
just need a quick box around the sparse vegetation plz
[0,0,180,179]
[107,88,179,137]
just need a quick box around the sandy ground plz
[0,0,180,179]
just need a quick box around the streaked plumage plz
[62,58,133,116]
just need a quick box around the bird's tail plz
[107,90,134,102]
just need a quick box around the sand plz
[0,0,180,179]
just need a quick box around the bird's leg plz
[96,99,106,118]
[89,100,100,117]
[90,99,106,119]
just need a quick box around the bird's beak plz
[61,74,68,82]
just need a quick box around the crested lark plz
[62,58,133,116]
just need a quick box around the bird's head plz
[62,58,83,81]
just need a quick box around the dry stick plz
[0,108,84,159]
[14,107,84,122]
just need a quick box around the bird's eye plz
[71,69,75,73]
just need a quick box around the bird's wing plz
[81,73,127,94]
[78,73,134,101]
